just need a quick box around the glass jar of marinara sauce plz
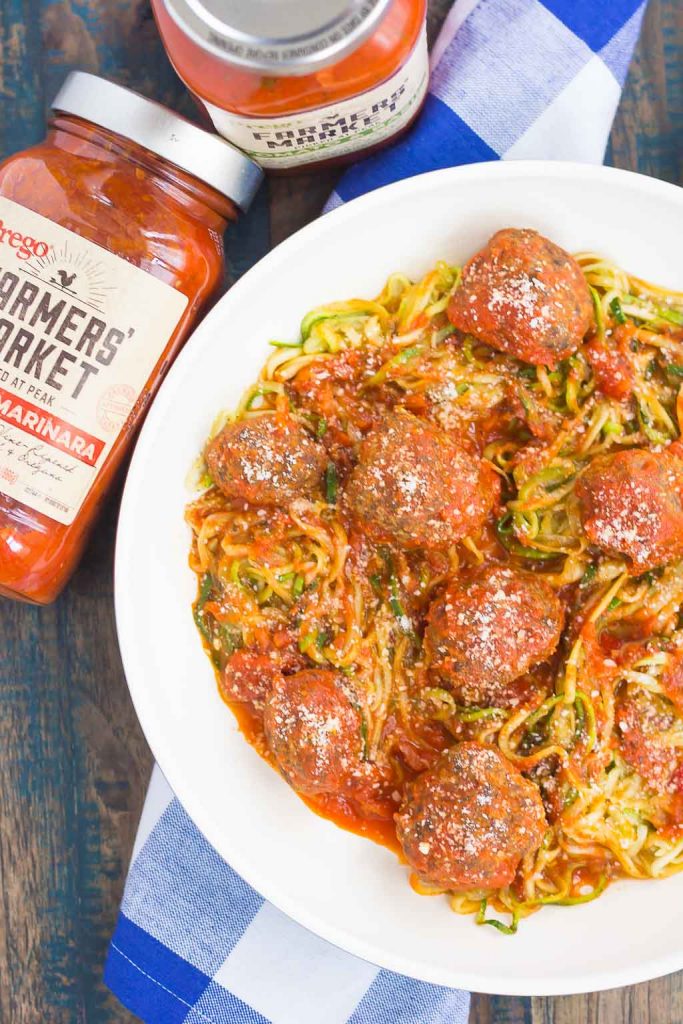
[0,71,262,604]
[151,0,429,172]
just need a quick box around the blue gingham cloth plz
[105,1,646,1020]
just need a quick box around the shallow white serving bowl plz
[116,161,683,996]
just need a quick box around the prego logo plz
[0,218,50,261]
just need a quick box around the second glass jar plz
[152,0,429,172]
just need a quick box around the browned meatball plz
[219,650,283,709]
[344,411,499,550]
[206,414,327,506]
[424,565,563,707]
[576,449,683,573]
[396,742,547,889]
[448,228,593,367]
[264,669,396,819]
[616,690,681,794]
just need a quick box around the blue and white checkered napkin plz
[105,1,646,1019]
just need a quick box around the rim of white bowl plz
[115,160,683,996]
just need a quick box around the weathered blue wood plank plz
[0,1,46,153]
[607,0,682,183]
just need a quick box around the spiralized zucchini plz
[186,250,683,932]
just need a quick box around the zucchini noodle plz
[186,249,683,933]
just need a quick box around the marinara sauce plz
[0,72,262,604]
[152,0,429,172]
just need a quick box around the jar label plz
[0,197,187,525]
[204,27,429,170]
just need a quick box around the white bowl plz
[115,161,683,996]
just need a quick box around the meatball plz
[448,228,593,367]
[616,690,681,794]
[424,565,564,707]
[344,410,499,550]
[576,449,683,573]
[264,669,395,819]
[396,742,547,889]
[219,650,283,709]
[206,414,327,506]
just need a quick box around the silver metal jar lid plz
[161,0,394,74]
[51,71,263,211]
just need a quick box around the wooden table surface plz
[0,1,681,1021]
